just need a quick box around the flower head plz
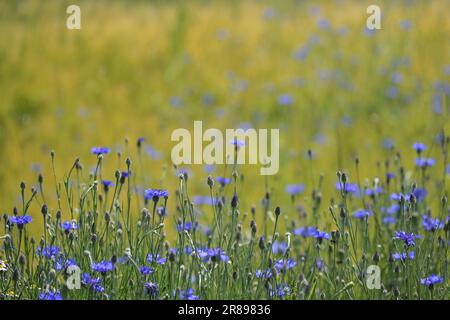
[91,260,114,274]
[39,291,63,300]
[420,274,444,288]
[61,220,78,232]
[36,246,61,260]
[9,215,32,228]
[145,282,159,298]
[285,184,305,196]
[91,147,110,155]
[180,288,199,300]
[394,231,419,247]
[144,189,169,202]
[413,142,426,154]
[146,253,167,265]
[422,214,446,232]
[216,177,231,186]
[353,209,372,219]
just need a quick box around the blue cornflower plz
[272,241,288,255]
[230,139,245,148]
[146,253,167,265]
[180,288,199,300]
[285,184,305,196]
[413,188,427,202]
[198,248,229,263]
[383,216,396,225]
[415,157,435,168]
[176,221,193,232]
[91,260,114,274]
[140,266,155,275]
[365,186,383,197]
[56,258,77,271]
[145,282,159,298]
[335,182,359,195]
[385,203,401,215]
[39,291,63,300]
[255,268,273,279]
[394,231,419,247]
[420,274,444,288]
[277,94,294,106]
[274,258,297,273]
[193,196,216,206]
[36,246,61,260]
[91,147,110,155]
[422,215,446,232]
[144,189,169,202]
[293,226,318,238]
[312,230,330,241]
[82,273,105,293]
[102,180,114,191]
[413,142,426,154]
[216,177,231,186]
[353,209,372,219]
[269,284,291,298]
[392,251,415,261]
[447,164,450,175]
[9,215,32,228]
[61,220,78,232]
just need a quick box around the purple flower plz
[293,226,318,238]
[140,266,155,275]
[335,182,359,195]
[230,139,245,148]
[56,258,77,271]
[383,216,396,225]
[413,142,426,154]
[82,273,105,293]
[91,147,110,155]
[274,258,297,273]
[39,291,63,300]
[422,215,446,232]
[102,180,114,191]
[415,158,435,168]
[420,274,444,288]
[91,260,114,274]
[394,231,419,247]
[391,251,415,261]
[255,268,273,279]
[145,282,159,298]
[147,254,167,265]
[277,94,294,106]
[199,248,229,263]
[353,209,372,219]
[272,241,288,255]
[365,187,383,197]
[176,221,193,232]
[285,184,305,196]
[180,288,199,300]
[216,177,231,186]
[9,215,32,228]
[144,189,169,201]
[269,284,291,298]
[193,196,216,206]
[312,230,330,241]
[36,246,61,260]
[61,220,78,232]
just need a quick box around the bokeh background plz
[0,0,449,236]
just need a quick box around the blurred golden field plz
[0,0,449,236]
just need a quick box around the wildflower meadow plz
[0,0,450,303]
